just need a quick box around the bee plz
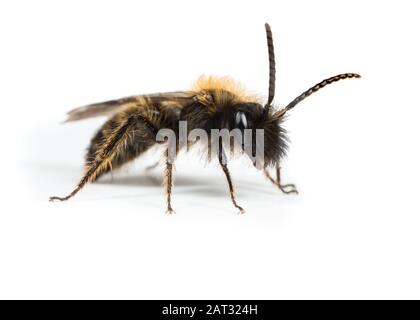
[49,23,360,213]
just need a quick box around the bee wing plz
[64,91,196,123]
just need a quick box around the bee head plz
[231,102,288,168]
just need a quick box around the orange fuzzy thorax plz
[192,75,260,107]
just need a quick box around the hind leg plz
[50,112,156,201]
[84,115,156,181]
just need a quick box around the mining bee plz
[50,23,360,213]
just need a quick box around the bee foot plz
[280,184,298,195]
[49,196,69,202]
[166,208,176,215]
[236,206,245,214]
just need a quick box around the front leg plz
[264,164,298,194]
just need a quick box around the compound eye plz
[235,111,248,129]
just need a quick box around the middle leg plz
[218,146,245,214]
[164,149,176,214]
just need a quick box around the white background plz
[1,0,419,299]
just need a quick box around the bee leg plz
[50,114,155,202]
[264,164,298,194]
[276,165,298,194]
[218,147,245,214]
[164,150,176,214]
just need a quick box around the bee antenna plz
[284,73,361,112]
[265,23,276,110]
